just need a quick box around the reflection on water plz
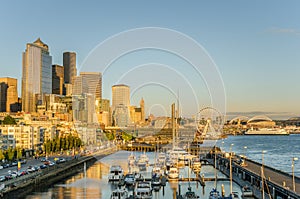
[26,150,245,199]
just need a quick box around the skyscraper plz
[0,77,18,112]
[112,84,130,126]
[79,72,102,99]
[112,84,130,111]
[52,64,64,95]
[63,52,77,85]
[22,38,52,113]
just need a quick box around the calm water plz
[25,135,300,198]
[25,151,242,199]
[219,134,300,176]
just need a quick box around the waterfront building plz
[129,98,145,124]
[64,83,73,96]
[73,93,96,124]
[22,38,52,113]
[52,64,64,95]
[63,52,77,85]
[0,125,51,150]
[0,77,19,112]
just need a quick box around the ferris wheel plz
[195,107,224,140]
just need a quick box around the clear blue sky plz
[0,1,299,118]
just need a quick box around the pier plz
[213,153,300,199]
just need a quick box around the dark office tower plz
[22,38,52,113]
[52,64,64,95]
[63,52,77,85]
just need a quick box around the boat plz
[191,157,201,173]
[138,153,149,164]
[183,186,199,199]
[108,165,124,181]
[124,173,135,186]
[209,188,221,199]
[135,181,152,199]
[110,187,128,199]
[128,153,136,166]
[151,175,161,186]
[244,128,289,135]
[152,166,164,177]
[168,167,179,179]
[241,185,253,197]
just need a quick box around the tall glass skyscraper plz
[22,38,52,113]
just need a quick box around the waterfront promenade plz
[217,154,300,198]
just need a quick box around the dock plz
[212,153,300,199]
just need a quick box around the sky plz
[0,1,299,119]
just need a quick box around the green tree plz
[7,148,14,162]
[0,150,5,161]
[2,115,17,125]
[16,148,22,159]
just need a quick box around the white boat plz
[151,175,161,186]
[110,187,128,199]
[168,167,179,179]
[244,128,289,135]
[138,153,149,164]
[209,188,221,199]
[152,166,164,177]
[108,165,124,181]
[157,152,166,164]
[242,185,253,197]
[128,153,136,166]
[135,181,152,199]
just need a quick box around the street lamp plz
[292,157,298,192]
[261,150,267,199]
[230,143,234,194]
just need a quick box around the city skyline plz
[0,1,299,118]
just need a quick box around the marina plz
[20,134,300,199]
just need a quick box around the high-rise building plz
[112,84,130,126]
[0,77,18,112]
[72,76,88,96]
[140,98,145,122]
[22,38,52,113]
[79,72,102,99]
[52,64,64,95]
[63,52,77,85]
[112,84,130,111]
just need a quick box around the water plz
[25,151,242,199]
[24,135,300,198]
[218,134,300,177]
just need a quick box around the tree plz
[16,148,22,159]
[0,150,5,161]
[2,115,17,125]
[7,148,14,162]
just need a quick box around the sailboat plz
[182,159,200,199]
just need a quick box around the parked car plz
[0,176,5,182]
[40,164,47,169]
[0,165,3,170]
[11,161,18,166]
[57,158,66,164]
[19,159,27,164]
[40,157,47,162]
[49,161,55,167]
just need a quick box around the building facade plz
[112,84,130,127]
[63,52,77,85]
[22,38,52,113]
[79,72,102,99]
[0,77,18,112]
[52,64,64,95]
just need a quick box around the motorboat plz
[151,175,161,186]
[110,187,128,199]
[128,153,136,166]
[138,153,149,164]
[242,185,253,197]
[183,186,199,199]
[135,181,152,199]
[152,166,164,177]
[124,173,135,186]
[168,167,179,179]
[209,188,221,199]
[108,165,124,181]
